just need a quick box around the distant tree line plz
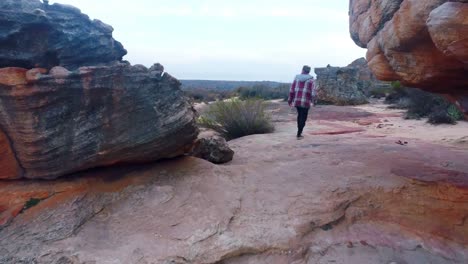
[184,84,291,103]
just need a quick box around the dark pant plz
[296,106,309,136]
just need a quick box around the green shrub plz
[391,81,402,90]
[428,106,457,125]
[22,198,42,212]
[447,104,464,121]
[388,97,411,109]
[369,89,387,99]
[386,86,462,124]
[385,86,408,105]
[405,89,445,119]
[198,99,275,140]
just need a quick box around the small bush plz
[385,87,407,105]
[386,86,463,124]
[22,198,42,212]
[448,104,464,121]
[428,107,457,125]
[388,97,411,109]
[369,89,387,99]
[198,99,275,140]
[391,81,402,90]
[405,89,444,119]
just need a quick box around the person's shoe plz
[297,135,304,140]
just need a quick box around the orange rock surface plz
[0,129,21,179]
[0,67,27,86]
[349,0,468,116]
[1,102,467,263]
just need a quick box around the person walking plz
[288,65,315,139]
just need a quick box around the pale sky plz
[51,0,366,81]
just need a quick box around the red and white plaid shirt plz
[288,74,315,108]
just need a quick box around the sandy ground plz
[354,101,468,148]
[266,99,468,150]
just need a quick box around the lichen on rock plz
[314,58,390,105]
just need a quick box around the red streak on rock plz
[0,67,27,86]
[310,128,365,135]
[0,129,21,179]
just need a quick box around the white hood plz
[295,74,314,82]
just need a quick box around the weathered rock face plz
[190,129,234,164]
[0,0,127,69]
[315,65,368,105]
[0,64,198,180]
[314,58,390,105]
[349,0,468,115]
[0,1,198,180]
[347,57,392,96]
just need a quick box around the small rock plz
[25,68,47,83]
[49,66,71,78]
[131,64,148,73]
[357,120,373,126]
[190,129,234,164]
[149,63,164,72]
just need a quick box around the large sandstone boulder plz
[0,0,126,69]
[314,58,389,105]
[0,1,198,180]
[0,64,198,180]
[315,65,368,105]
[349,0,468,116]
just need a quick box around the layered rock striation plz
[0,1,198,180]
[349,0,468,115]
[314,58,390,105]
[0,0,126,69]
[0,64,198,180]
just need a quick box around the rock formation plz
[0,0,126,69]
[314,58,390,105]
[349,0,468,116]
[0,64,198,180]
[0,1,198,180]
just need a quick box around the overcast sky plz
[51,0,366,81]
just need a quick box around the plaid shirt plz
[288,74,315,108]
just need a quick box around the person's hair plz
[302,65,311,74]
